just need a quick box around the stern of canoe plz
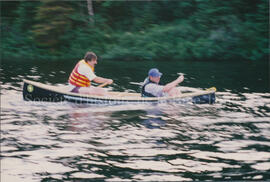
[23,81,65,102]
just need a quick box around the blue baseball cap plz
[148,68,162,77]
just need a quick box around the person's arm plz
[93,76,113,85]
[163,75,184,93]
[78,64,113,85]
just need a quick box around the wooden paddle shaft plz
[177,73,185,76]
[97,82,109,88]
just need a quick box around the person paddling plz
[68,51,113,95]
[141,68,184,97]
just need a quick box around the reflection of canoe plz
[23,79,216,104]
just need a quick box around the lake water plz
[1,59,270,181]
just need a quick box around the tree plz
[31,0,74,50]
[86,0,94,24]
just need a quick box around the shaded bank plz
[1,0,268,61]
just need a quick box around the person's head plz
[148,68,162,83]
[84,51,97,67]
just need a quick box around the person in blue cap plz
[141,68,184,97]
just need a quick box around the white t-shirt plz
[77,63,96,81]
[143,78,166,97]
[68,62,97,91]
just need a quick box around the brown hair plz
[84,52,97,62]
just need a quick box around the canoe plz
[22,79,216,104]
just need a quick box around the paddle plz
[97,82,110,88]
[129,82,143,86]
[206,87,217,92]
[129,73,185,87]
[177,72,185,76]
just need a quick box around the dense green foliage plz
[1,0,268,61]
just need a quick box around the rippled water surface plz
[1,59,270,181]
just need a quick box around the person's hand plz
[107,79,113,84]
[177,75,184,83]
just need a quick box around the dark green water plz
[1,59,270,181]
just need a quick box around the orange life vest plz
[68,60,94,87]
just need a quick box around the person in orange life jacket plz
[141,68,184,97]
[68,51,113,96]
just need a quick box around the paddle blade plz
[206,87,217,92]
